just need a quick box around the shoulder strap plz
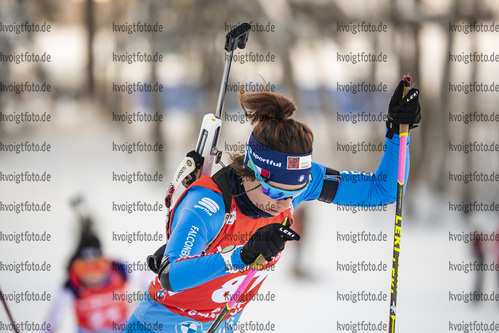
[201,167,234,252]
[211,166,233,214]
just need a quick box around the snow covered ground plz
[1,102,497,333]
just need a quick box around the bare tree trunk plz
[85,0,95,97]
[149,0,165,171]
[432,2,458,193]
[462,5,479,212]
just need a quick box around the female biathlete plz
[43,228,129,333]
[127,79,421,333]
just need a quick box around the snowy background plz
[1,0,499,332]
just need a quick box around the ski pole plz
[206,256,266,333]
[207,217,291,333]
[0,286,20,333]
[388,74,412,333]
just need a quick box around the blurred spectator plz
[42,210,130,332]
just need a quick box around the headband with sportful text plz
[243,132,312,186]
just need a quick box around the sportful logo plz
[194,197,220,216]
[251,149,282,168]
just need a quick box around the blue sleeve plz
[292,133,409,208]
[333,133,410,206]
[163,186,230,292]
[292,162,327,207]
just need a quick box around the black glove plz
[240,223,300,265]
[146,244,167,274]
[386,79,421,139]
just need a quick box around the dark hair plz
[67,228,102,270]
[230,88,314,178]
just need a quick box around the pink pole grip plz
[397,133,408,184]
[227,267,258,308]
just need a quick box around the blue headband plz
[243,132,312,186]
